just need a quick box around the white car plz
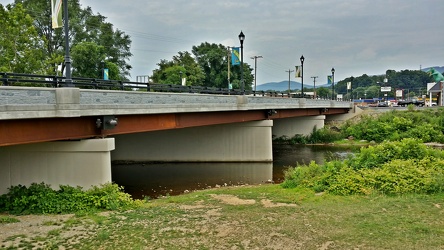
[428,102,437,107]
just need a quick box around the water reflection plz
[112,162,272,199]
[112,144,355,199]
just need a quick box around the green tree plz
[71,42,105,78]
[13,0,132,79]
[191,42,253,89]
[0,3,46,74]
[316,87,330,99]
[152,51,204,86]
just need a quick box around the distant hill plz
[422,66,444,73]
[256,80,330,92]
[256,81,315,92]
[257,66,444,91]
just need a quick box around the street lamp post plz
[300,55,305,97]
[63,0,73,87]
[238,31,245,94]
[331,68,335,100]
[251,55,263,95]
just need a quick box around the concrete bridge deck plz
[0,86,354,194]
[0,86,353,146]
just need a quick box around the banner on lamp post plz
[51,0,63,29]
[231,47,240,66]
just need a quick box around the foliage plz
[192,42,253,89]
[0,3,46,74]
[274,126,343,144]
[338,70,433,100]
[0,183,142,215]
[341,108,444,143]
[11,0,132,79]
[281,139,444,195]
[152,43,254,89]
[314,87,331,99]
[151,51,204,86]
[71,42,104,78]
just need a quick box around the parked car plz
[377,102,389,107]
[427,102,437,107]
[397,99,425,107]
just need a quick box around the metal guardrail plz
[0,72,307,98]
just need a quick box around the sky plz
[1,0,444,86]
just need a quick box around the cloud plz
[1,0,443,83]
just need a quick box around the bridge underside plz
[0,108,349,147]
[0,108,350,194]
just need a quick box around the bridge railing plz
[0,72,322,99]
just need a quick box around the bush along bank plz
[0,183,143,215]
[341,108,444,143]
[281,138,444,195]
[275,108,444,145]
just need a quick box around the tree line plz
[0,1,254,89]
[0,1,433,93]
[0,0,132,80]
[335,69,434,100]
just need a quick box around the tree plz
[316,87,330,99]
[71,42,104,78]
[191,42,253,89]
[0,3,46,74]
[151,51,205,85]
[13,0,132,79]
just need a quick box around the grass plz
[0,216,19,224]
[1,184,443,249]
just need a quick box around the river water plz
[112,144,356,199]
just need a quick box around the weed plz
[0,215,20,224]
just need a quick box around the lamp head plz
[331,67,335,74]
[238,31,245,44]
[300,55,305,64]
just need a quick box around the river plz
[112,144,356,199]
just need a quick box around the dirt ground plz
[0,194,300,249]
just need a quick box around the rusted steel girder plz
[0,108,348,146]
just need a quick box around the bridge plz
[0,73,356,194]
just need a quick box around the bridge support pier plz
[272,115,326,138]
[0,138,114,194]
[112,120,273,162]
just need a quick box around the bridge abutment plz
[0,138,114,194]
[111,120,273,162]
[272,115,326,138]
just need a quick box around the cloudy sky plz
[2,0,444,85]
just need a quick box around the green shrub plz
[274,126,343,144]
[342,108,444,143]
[282,139,444,195]
[0,183,142,215]
[348,138,430,170]
[366,157,444,194]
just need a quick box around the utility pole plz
[311,76,318,99]
[250,55,263,95]
[286,69,294,95]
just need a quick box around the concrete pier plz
[111,120,273,162]
[0,138,114,194]
[272,115,326,138]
